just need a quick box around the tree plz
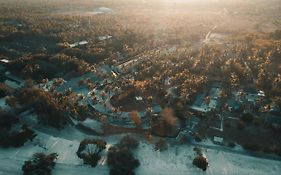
[130,111,142,128]
[0,112,36,147]
[22,153,58,175]
[193,155,208,171]
[0,83,11,98]
[162,108,178,129]
[76,139,107,167]
[152,108,179,137]
[118,135,139,149]
[5,96,18,109]
[9,125,37,147]
[107,146,140,175]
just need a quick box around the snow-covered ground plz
[0,127,108,175]
[135,142,281,175]
[1,127,281,175]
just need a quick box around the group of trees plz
[74,136,141,174]
[8,53,93,82]
[22,153,58,175]
[0,112,36,147]
[151,108,180,137]
[16,88,70,129]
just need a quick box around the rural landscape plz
[0,0,281,174]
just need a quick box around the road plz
[190,141,281,162]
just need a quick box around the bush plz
[22,153,58,175]
[194,133,202,142]
[243,143,261,151]
[228,142,236,148]
[155,139,168,151]
[193,156,208,171]
[193,147,203,156]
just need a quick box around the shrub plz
[194,133,202,142]
[243,143,261,151]
[155,138,168,151]
[228,142,236,148]
[193,156,208,171]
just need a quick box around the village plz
[0,0,281,174]
[0,39,280,152]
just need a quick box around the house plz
[69,40,88,48]
[226,98,240,112]
[246,93,258,103]
[78,118,104,135]
[0,58,10,65]
[4,71,24,89]
[190,83,222,113]
[4,80,22,89]
[151,105,162,114]
[94,7,114,15]
[257,90,265,97]
[164,78,172,86]
[190,93,210,113]
[57,73,102,95]
[5,71,24,85]
[213,136,224,144]
[98,35,112,41]
[135,96,143,101]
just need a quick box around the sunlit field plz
[0,0,281,175]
